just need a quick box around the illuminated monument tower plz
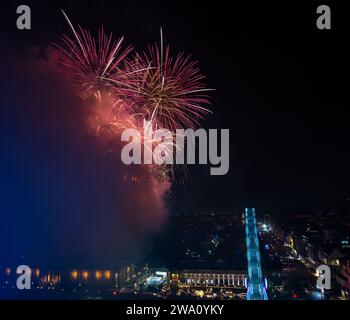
[245,208,268,300]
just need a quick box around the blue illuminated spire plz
[245,208,268,300]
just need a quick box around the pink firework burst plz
[109,28,214,131]
[51,10,133,97]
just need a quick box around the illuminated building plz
[245,208,268,300]
[173,269,247,288]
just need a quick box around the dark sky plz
[0,1,349,260]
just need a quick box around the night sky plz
[0,1,349,262]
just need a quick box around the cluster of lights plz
[70,270,112,281]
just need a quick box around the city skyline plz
[1,0,349,303]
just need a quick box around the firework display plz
[51,11,212,182]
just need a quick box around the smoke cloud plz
[0,48,170,267]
